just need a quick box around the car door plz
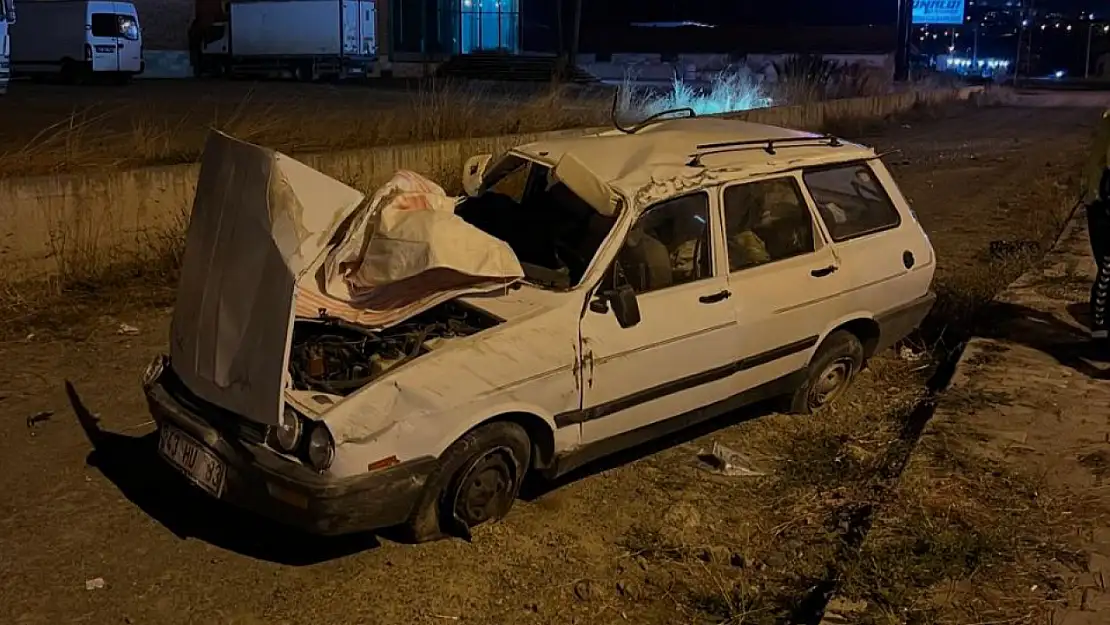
[720,173,855,388]
[113,3,142,73]
[801,160,934,318]
[575,190,740,445]
[359,0,377,56]
[88,10,121,72]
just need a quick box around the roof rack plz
[687,135,843,167]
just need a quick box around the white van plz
[10,0,143,82]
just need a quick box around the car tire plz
[787,330,864,415]
[403,421,532,543]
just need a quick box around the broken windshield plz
[457,155,617,290]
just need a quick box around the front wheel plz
[404,421,532,543]
[788,330,864,415]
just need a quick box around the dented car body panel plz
[144,118,937,536]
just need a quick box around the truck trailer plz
[194,0,377,81]
[0,0,15,93]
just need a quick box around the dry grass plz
[0,80,612,179]
[618,66,774,119]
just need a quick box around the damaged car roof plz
[514,117,877,210]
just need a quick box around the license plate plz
[158,425,226,498]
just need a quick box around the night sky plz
[598,0,899,26]
[595,0,1104,26]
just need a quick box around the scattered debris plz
[85,577,106,591]
[990,239,1040,259]
[116,323,140,336]
[697,442,766,477]
[25,410,53,429]
[899,346,923,362]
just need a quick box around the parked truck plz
[0,0,14,94]
[194,0,377,81]
[10,0,144,83]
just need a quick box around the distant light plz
[1055,70,1066,78]
[1022,19,1028,26]
[630,21,715,28]
[949,45,955,52]
[1067,25,1073,31]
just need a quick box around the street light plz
[1086,22,1110,78]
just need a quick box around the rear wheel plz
[788,330,864,415]
[404,421,531,543]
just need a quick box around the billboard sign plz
[913,0,965,25]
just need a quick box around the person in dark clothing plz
[1082,110,1110,343]
[1089,171,1110,342]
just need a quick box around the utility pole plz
[1086,23,1106,79]
[570,0,582,73]
[894,0,913,81]
[1014,0,1036,85]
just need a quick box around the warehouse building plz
[132,0,531,77]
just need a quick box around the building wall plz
[134,0,192,50]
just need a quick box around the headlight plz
[271,406,303,453]
[307,424,335,471]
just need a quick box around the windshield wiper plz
[520,262,570,290]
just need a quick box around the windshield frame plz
[467,150,628,294]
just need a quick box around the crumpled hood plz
[171,131,366,426]
[170,132,527,427]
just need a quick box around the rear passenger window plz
[803,164,901,242]
[613,192,712,294]
[722,177,815,272]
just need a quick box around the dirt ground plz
[0,105,1101,625]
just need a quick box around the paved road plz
[0,103,1102,625]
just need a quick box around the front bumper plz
[144,363,437,536]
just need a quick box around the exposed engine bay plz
[289,302,502,396]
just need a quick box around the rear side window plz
[90,13,140,40]
[802,164,902,242]
[90,13,117,37]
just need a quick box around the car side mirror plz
[462,154,493,197]
[606,284,641,329]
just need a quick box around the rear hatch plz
[170,131,365,426]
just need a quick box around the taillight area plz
[84,44,91,61]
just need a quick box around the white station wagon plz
[142,116,936,540]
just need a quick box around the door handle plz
[699,290,731,304]
[811,265,838,277]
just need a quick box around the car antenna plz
[610,87,696,135]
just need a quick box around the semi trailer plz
[0,0,14,93]
[194,0,377,81]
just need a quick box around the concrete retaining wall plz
[0,89,963,284]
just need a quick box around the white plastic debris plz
[899,346,923,362]
[85,577,106,590]
[697,442,766,477]
[117,323,140,336]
